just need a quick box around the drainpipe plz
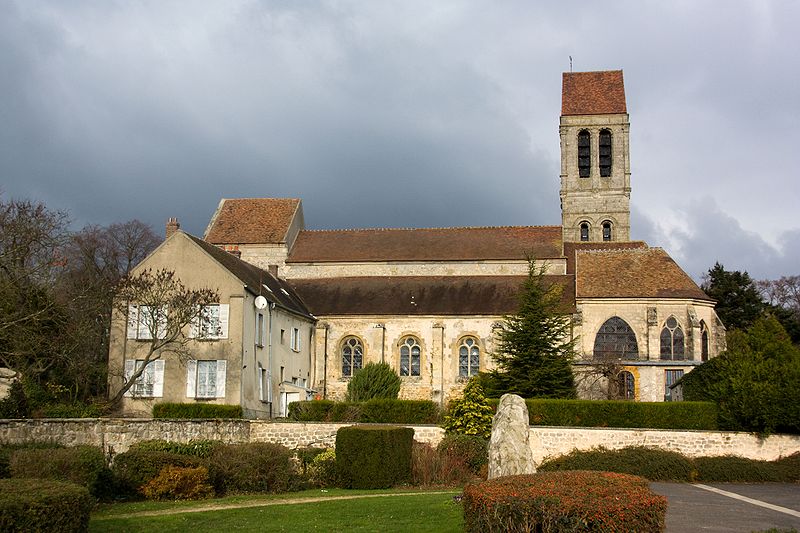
[322,324,329,399]
[267,301,275,419]
[374,323,386,363]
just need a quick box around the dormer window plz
[578,130,591,178]
[599,129,612,177]
[602,221,612,241]
[580,222,590,241]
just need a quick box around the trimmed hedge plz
[130,439,222,458]
[287,399,440,424]
[112,449,203,496]
[483,399,719,430]
[463,471,667,532]
[539,446,695,481]
[0,442,63,478]
[207,442,297,495]
[0,478,93,533]
[10,445,112,498]
[335,425,414,489]
[152,403,243,419]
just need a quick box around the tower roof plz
[562,70,627,116]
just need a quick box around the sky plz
[2,1,798,281]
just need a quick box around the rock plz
[488,393,535,479]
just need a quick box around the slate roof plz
[185,233,312,317]
[204,198,301,244]
[289,275,576,316]
[287,226,563,263]
[575,248,711,300]
[562,70,627,116]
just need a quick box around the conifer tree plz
[442,378,493,438]
[486,260,577,398]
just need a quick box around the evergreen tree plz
[701,262,765,331]
[442,378,493,438]
[485,260,577,398]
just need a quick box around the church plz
[108,70,725,418]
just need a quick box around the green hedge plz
[111,449,203,496]
[335,425,414,489]
[463,471,667,532]
[0,442,64,478]
[483,399,718,430]
[10,445,112,498]
[207,443,297,495]
[0,479,93,532]
[287,399,439,424]
[130,439,222,458]
[152,403,243,419]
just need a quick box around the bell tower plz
[560,70,631,243]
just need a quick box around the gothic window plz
[660,317,685,361]
[578,130,591,178]
[700,321,709,362]
[341,336,363,377]
[458,337,480,377]
[593,317,639,360]
[400,336,421,377]
[599,129,612,177]
[580,222,590,242]
[617,371,635,400]
[602,221,612,241]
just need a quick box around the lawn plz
[90,490,463,533]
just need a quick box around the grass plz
[90,490,463,532]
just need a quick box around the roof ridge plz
[563,69,623,75]
[301,225,561,233]
[220,197,301,202]
[577,246,655,255]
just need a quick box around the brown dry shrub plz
[411,442,477,487]
[140,465,214,500]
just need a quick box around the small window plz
[290,327,301,351]
[602,221,612,241]
[400,336,421,377]
[580,222,590,242]
[665,369,684,401]
[280,329,286,344]
[257,313,264,347]
[599,129,612,177]
[190,304,229,340]
[123,359,165,398]
[578,130,591,178]
[700,322,710,362]
[593,317,639,360]
[127,304,167,340]
[187,359,227,399]
[458,337,480,377]
[341,337,363,377]
[660,317,685,361]
[617,371,635,400]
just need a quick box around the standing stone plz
[488,393,535,479]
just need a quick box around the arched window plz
[602,221,612,241]
[593,317,639,360]
[458,337,480,377]
[400,336,421,377]
[660,317,685,361]
[341,336,363,377]
[599,129,612,177]
[580,222,590,242]
[617,371,635,400]
[578,130,591,178]
[700,321,709,362]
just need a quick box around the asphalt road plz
[651,483,800,532]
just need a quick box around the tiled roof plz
[289,275,576,316]
[575,248,710,300]
[563,241,648,274]
[185,233,312,317]
[287,226,563,263]
[562,70,627,116]
[204,198,301,244]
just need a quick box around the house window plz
[458,337,480,377]
[290,327,301,351]
[700,321,709,362]
[341,336,363,377]
[257,313,264,347]
[280,329,286,344]
[191,304,229,340]
[660,316,685,360]
[593,317,639,360]
[400,336,421,377]
[127,304,167,340]
[578,130,591,178]
[599,129,612,177]
[665,369,684,401]
[580,222,590,242]
[602,221,612,241]
[123,359,164,398]
[186,360,227,399]
[617,371,635,400]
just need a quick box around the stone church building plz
[109,70,724,417]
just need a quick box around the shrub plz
[140,465,214,500]
[437,434,488,475]
[152,403,243,419]
[463,471,667,533]
[38,402,104,418]
[538,446,695,482]
[0,442,63,478]
[774,453,800,482]
[0,381,28,418]
[130,439,222,458]
[207,442,296,495]
[0,479,93,533]
[112,449,202,496]
[346,362,401,402]
[442,378,493,438]
[411,442,475,487]
[10,445,112,498]
[308,449,337,487]
[335,425,413,489]
[360,399,440,424]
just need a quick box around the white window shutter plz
[126,305,138,339]
[218,304,229,339]
[152,360,165,397]
[215,360,227,398]
[186,360,197,398]
[123,360,135,397]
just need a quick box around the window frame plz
[593,316,639,361]
[290,327,301,352]
[399,336,422,377]
[664,369,684,401]
[458,336,481,378]
[186,359,227,399]
[599,128,612,177]
[341,336,364,378]
[123,359,164,398]
[578,129,591,178]
[617,370,635,400]
[660,316,686,361]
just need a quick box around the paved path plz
[652,483,800,532]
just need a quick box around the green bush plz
[0,381,28,418]
[463,471,667,533]
[308,449,337,487]
[0,478,93,533]
[207,442,297,495]
[10,445,112,498]
[335,425,413,489]
[437,434,488,475]
[346,362,401,402]
[442,378,493,438]
[152,403,243,419]
[538,446,695,482]
[112,449,202,496]
[0,442,64,478]
[774,453,800,482]
[360,399,440,424]
[130,439,222,458]
[140,465,214,500]
[38,402,104,418]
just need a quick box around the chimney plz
[166,217,180,239]
[268,264,279,278]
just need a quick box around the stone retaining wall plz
[1,419,798,463]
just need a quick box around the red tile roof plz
[204,198,300,244]
[562,70,627,116]
[287,226,563,263]
[575,248,710,300]
[563,241,649,274]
